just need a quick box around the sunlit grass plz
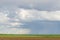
[0,34,60,37]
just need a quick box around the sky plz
[0,0,60,34]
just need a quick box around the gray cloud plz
[0,0,60,10]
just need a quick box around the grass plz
[0,34,60,37]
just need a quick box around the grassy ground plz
[0,34,60,40]
[0,34,60,37]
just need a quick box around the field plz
[0,34,60,40]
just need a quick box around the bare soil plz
[0,37,60,40]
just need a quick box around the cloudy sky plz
[0,0,60,34]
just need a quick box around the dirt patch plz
[0,37,60,40]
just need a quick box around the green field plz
[0,34,60,37]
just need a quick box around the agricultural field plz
[0,34,60,40]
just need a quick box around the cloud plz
[1,0,60,34]
[0,28,31,34]
[17,28,31,34]
[9,22,20,26]
[9,28,31,34]
[0,10,31,34]
[38,21,60,34]
[16,9,41,21]
[0,6,60,34]
[0,0,60,10]
[0,12,9,23]
[16,9,60,21]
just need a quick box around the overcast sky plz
[0,0,60,34]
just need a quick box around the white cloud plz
[0,28,31,34]
[16,9,60,21]
[9,22,20,26]
[8,28,31,34]
[17,28,31,34]
[16,9,40,21]
[0,12,9,23]
[0,8,60,34]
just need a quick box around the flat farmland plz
[0,34,60,40]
